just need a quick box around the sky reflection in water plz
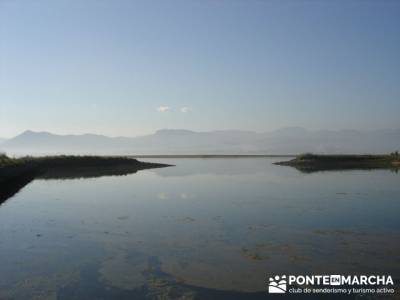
[0,158,399,299]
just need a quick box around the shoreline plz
[0,155,172,204]
[275,153,400,173]
[0,155,172,182]
[128,154,295,158]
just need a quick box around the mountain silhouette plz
[1,128,399,155]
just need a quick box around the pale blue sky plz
[1,0,399,137]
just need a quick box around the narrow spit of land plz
[0,154,171,182]
[275,153,400,173]
[0,154,172,203]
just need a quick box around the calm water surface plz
[0,158,399,299]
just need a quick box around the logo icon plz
[330,275,341,285]
[268,275,287,293]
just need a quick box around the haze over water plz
[0,158,399,299]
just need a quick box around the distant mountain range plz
[1,128,399,155]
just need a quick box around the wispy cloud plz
[157,192,168,199]
[157,106,170,112]
[180,106,191,113]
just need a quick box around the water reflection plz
[0,171,36,205]
[0,162,170,205]
[149,157,288,177]
[0,158,399,299]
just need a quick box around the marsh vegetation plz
[275,153,400,173]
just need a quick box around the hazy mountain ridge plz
[1,128,399,155]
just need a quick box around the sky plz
[0,0,399,138]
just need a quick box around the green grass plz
[0,153,14,166]
[0,154,141,168]
[0,153,33,167]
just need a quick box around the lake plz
[0,158,399,299]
